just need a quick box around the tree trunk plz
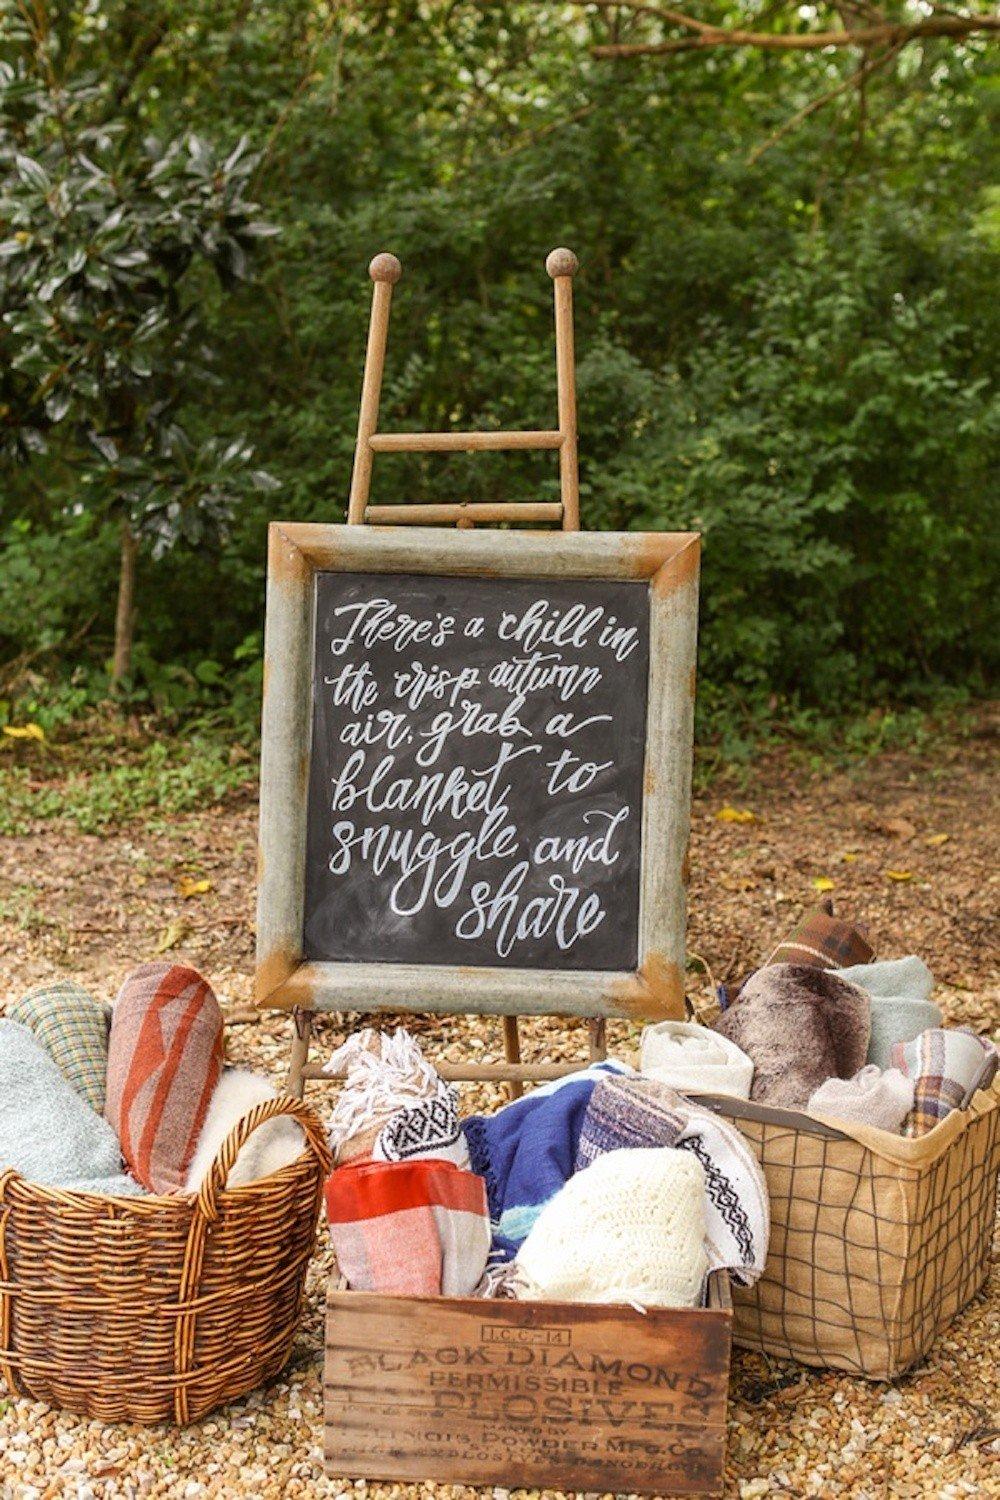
[111,520,138,684]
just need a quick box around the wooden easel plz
[347,247,581,530]
[288,247,606,1096]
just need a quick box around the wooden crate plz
[325,1273,732,1495]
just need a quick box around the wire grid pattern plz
[729,1100,1000,1379]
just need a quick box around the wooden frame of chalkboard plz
[256,521,700,1037]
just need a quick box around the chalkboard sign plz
[303,571,649,971]
[256,524,699,1022]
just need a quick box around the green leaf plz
[14,154,49,192]
[89,432,119,462]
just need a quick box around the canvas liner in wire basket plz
[0,1096,332,1424]
[691,1082,1000,1379]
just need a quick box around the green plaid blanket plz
[7,980,110,1114]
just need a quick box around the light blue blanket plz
[0,1019,145,1194]
[840,957,942,1069]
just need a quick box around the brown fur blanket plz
[715,964,871,1109]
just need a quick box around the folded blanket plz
[185,1067,304,1192]
[0,1019,140,1192]
[515,1149,708,1308]
[372,1084,470,1170]
[715,963,871,1109]
[325,1159,490,1296]
[890,1028,1000,1138]
[463,1060,630,1264]
[575,1075,770,1288]
[837,956,942,1069]
[675,1098,771,1288]
[720,899,874,1009]
[808,1065,914,1133]
[576,1075,685,1170]
[324,1028,463,1165]
[640,1019,753,1098]
[8,979,110,1114]
[106,962,224,1194]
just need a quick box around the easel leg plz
[288,1006,314,1099]
[502,1015,524,1100]
[588,1016,607,1061]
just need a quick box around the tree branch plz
[573,0,719,34]
[747,38,905,162]
[590,13,1000,55]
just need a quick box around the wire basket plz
[693,1083,1000,1379]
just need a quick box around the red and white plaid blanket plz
[325,1158,490,1296]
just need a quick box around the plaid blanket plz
[890,1028,999,1137]
[720,899,875,1009]
[325,1158,489,1296]
[7,980,110,1114]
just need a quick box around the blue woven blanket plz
[463,1060,630,1263]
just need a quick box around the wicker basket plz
[693,1083,1000,1379]
[0,1096,332,1424]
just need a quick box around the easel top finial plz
[369,252,403,284]
[545,247,579,280]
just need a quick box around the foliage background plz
[2,0,997,754]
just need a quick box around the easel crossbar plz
[299,1059,588,1086]
[371,430,563,453]
[365,502,563,525]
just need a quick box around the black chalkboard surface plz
[303,570,650,971]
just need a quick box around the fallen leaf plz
[716,805,758,824]
[812,876,836,892]
[155,917,190,953]
[925,833,950,847]
[869,815,916,841]
[886,869,914,882]
[840,852,860,863]
[176,876,212,899]
[2,722,45,742]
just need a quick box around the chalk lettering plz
[304,573,649,968]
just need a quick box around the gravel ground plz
[0,736,997,1498]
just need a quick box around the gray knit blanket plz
[0,1019,145,1194]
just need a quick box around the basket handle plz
[196,1096,332,1223]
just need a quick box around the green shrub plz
[1,3,997,744]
